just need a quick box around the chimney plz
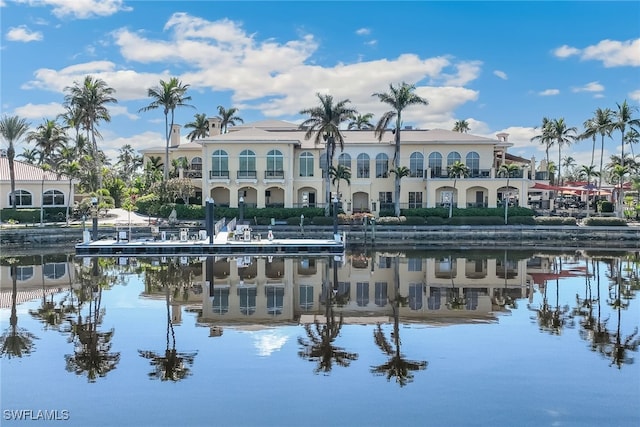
[496,132,509,142]
[208,117,223,135]
[171,124,182,147]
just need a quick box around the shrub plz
[1,207,67,223]
[425,216,445,225]
[583,217,628,227]
[598,201,614,213]
[311,216,334,225]
[403,216,425,225]
[535,216,576,226]
[507,216,536,225]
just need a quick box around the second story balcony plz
[210,170,230,179]
[237,170,257,179]
[265,170,285,179]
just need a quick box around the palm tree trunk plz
[164,112,170,182]
[325,139,333,216]
[8,144,17,211]
[598,136,605,195]
[394,119,401,217]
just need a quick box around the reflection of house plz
[199,253,535,325]
[0,259,74,308]
[0,157,77,211]
[141,119,551,214]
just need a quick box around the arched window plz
[211,150,229,178]
[338,153,351,170]
[409,152,424,177]
[266,150,284,178]
[447,151,461,167]
[43,263,66,280]
[357,153,370,178]
[429,152,443,177]
[16,266,33,281]
[238,149,256,178]
[376,153,389,178]
[466,152,480,176]
[299,152,314,177]
[43,189,65,206]
[191,156,202,171]
[10,190,32,207]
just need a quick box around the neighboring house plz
[141,118,551,214]
[0,157,76,211]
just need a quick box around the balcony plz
[410,169,424,178]
[265,170,285,179]
[237,170,257,179]
[186,170,202,179]
[209,170,230,179]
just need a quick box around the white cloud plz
[629,90,640,102]
[250,331,288,356]
[539,89,560,96]
[553,44,580,58]
[442,60,482,86]
[493,70,507,80]
[582,38,640,67]
[365,39,377,46]
[554,38,640,67]
[6,25,42,42]
[15,0,131,19]
[13,102,65,119]
[356,28,371,36]
[572,81,604,93]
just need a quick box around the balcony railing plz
[209,170,230,179]
[237,170,257,179]
[410,169,424,178]
[265,170,285,179]
[186,170,202,179]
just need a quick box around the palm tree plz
[624,128,639,158]
[216,105,244,134]
[531,117,553,180]
[138,77,193,182]
[613,100,640,170]
[329,164,351,199]
[63,75,117,191]
[373,82,429,216]
[581,108,614,193]
[498,163,521,224]
[18,147,39,164]
[452,119,470,133]
[348,113,375,130]
[447,160,470,218]
[1,259,38,358]
[184,112,209,141]
[390,166,411,210]
[609,164,629,216]
[0,115,31,210]
[548,118,578,186]
[115,144,142,185]
[562,156,576,181]
[26,118,67,168]
[578,165,600,217]
[59,160,81,225]
[299,93,357,216]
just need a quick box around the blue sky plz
[1,0,639,167]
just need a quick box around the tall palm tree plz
[59,160,81,225]
[447,160,470,218]
[531,117,553,180]
[329,164,351,199]
[498,163,521,224]
[624,128,639,158]
[373,82,429,216]
[348,113,375,130]
[613,101,640,197]
[0,115,31,210]
[452,119,470,133]
[216,105,244,134]
[1,259,38,358]
[18,147,38,164]
[184,112,209,141]
[63,75,117,191]
[578,164,600,217]
[299,93,357,216]
[139,77,193,182]
[581,108,614,193]
[609,164,629,216]
[548,118,578,186]
[115,144,142,185]
[26,118,67,168]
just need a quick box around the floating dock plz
[75,229,345,257]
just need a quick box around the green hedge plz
[598,201,615,213]
[535,217,577,226]
[583,217,628,227]
[401,207,535,218]
[151,203,325,221]
[447,216,505,225]
[507,216,536,225]
[1,207,67,223]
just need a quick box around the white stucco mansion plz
[141,118,551,214]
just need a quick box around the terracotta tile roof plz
[0,157,70,182]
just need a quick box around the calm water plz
[1,249,639,427]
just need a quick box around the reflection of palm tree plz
[530,258,571,334]
[371,257,427,387]
[297,258,358,374]
[1,260,38,358]
[139,283,197,381]
[64,258,120,382]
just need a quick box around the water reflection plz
[1,249,639,376]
